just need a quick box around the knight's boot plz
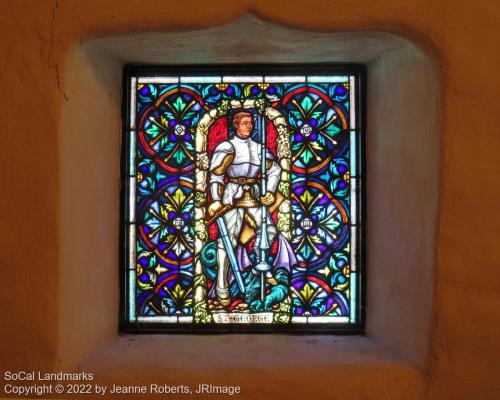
[216,286,230,306]
[216,240,231,306]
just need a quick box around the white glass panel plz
[349,76,356,129]
[351,225,357,272]
[137,316,178,323]
[223,76,263,83]
[265,76,305,83]
[128,224,136,269]
[130,77,137,129]
[180,76,221,83]
[307,316,350,323]
[138,77,179,84]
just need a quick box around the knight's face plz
[235,116,253,138]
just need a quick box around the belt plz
[228,177,257,184]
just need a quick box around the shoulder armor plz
[213,141,235,154]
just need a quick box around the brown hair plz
[232,111,253,128]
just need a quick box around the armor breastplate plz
[226,137,261,207]
[227,137,261,179]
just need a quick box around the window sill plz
[77,335,426,398]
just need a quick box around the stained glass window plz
[121,65,364,332]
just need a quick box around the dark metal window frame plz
[119,64,366,334]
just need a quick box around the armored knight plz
[207,111,281,306]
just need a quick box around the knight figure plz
[207,110,283,307]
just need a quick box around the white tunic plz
[210,136,281,205]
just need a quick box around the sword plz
[216,216,246,295]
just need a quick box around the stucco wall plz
[366,44,440,364]
[1,1,499,399]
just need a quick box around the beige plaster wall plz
[58,44,122,373]
[366,44,440,364]
[1,1,499,399]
